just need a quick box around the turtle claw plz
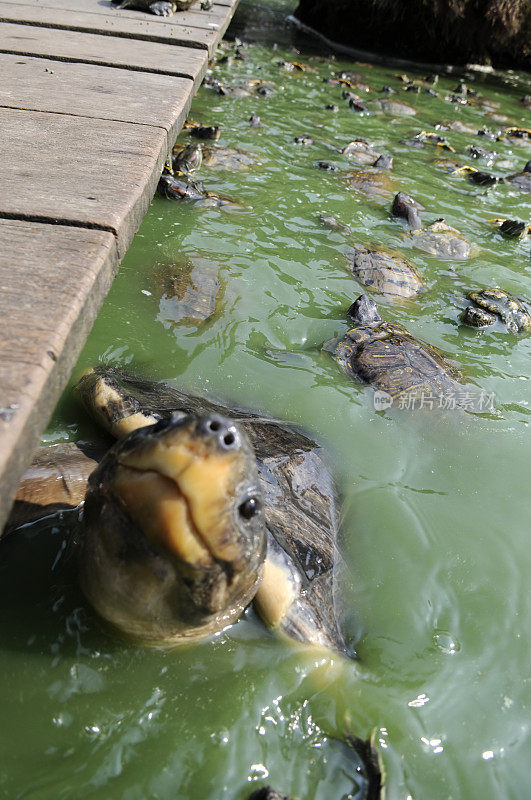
[149,0,173,14]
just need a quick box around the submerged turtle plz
[10,367,348,656]
[461,288,531,333]
[505,161,531,193]
[371,98,417,117]
[112,0,198,15]
[341,141,382,165]
[392,192,473,259]
[332,295,462,401]
[346,160,395,203]
[349,246,424,298]
[151,258,225,328]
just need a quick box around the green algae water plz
[2,1,531,797]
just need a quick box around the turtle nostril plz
[207,419,221,432]
[223,432,235,447]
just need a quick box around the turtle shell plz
[466,288,531,332]
[350,247,423,298]
[346,169,395,202]
[151,259,224,327]
[335,320,461,399]
[410,220,472,259]
[371,98,417,116]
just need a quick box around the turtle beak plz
[110,415,252,571]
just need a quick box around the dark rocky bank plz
[294,0,530,70]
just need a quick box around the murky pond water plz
[2,1,530,798]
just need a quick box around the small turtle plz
[505,161,531,193]
[151,258,224,328]
[371,98,417,116]
[347,168,395,203]
[316,161,339,171]
[341,140,382,165]
[451,165,501,186]
[461,289,531,333]
[491,218,530,239]
[172,142,203,173]
[332,295,462,402]
[349,245,424,298]
[184,121,220,140]
[157,172,232,207]
[318,214,352,235]
[392,192,473,259]
[249,114,262,127]
[112,0,197,15]
[172,143,258,171]
[294,135,314,145]
[468,144,496,165]
[436,121,477,134]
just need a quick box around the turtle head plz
[523,160,531,174]
[347,294,382,326]
[80,413,266,644]
[392,191,422,231]
[373,154,393,170]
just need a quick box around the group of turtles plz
[5,13,531,800]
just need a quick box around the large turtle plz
[9,367,349,657]
[331,295,463,403]
[392,192,473,259]
[461,288,531,333]
[371,98,417,116]
[341,140,382,165]
[112,0,198,15]
[346,162,395,204]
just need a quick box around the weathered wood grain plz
[0,52,194,136]
[0,21,207,82]
[0,108,168,256]
[0,3,222,53]
[0,220,118,532]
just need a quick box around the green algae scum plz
[2,0,531,797]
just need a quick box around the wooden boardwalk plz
[0,0,240,531]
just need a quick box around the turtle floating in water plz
[151,258,225,328]
[112,0,198,15]
[346,156,395,203]
[461,288,531,333]
[318,215,424,298]
[491,218,530,239]
[341,140,382,165]
[331,295,463,403]
[371,98,417,117]
[10,367,349,656]
[505,161,531,193]
[349,245,424,298]
[173,142,259,172]
[392,192,473,259]
[157,172,233,207]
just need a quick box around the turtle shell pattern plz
[335,320,461,398]
[410,220,472,259]
[350,247,423,298]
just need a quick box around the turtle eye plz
[238,496,261,520]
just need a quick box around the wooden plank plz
[0,52,194,131]
[0,21,207,82]
[0,3,220,54]
[0,220,118,533]
[0,108,168,257]
[0,0,232,32]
